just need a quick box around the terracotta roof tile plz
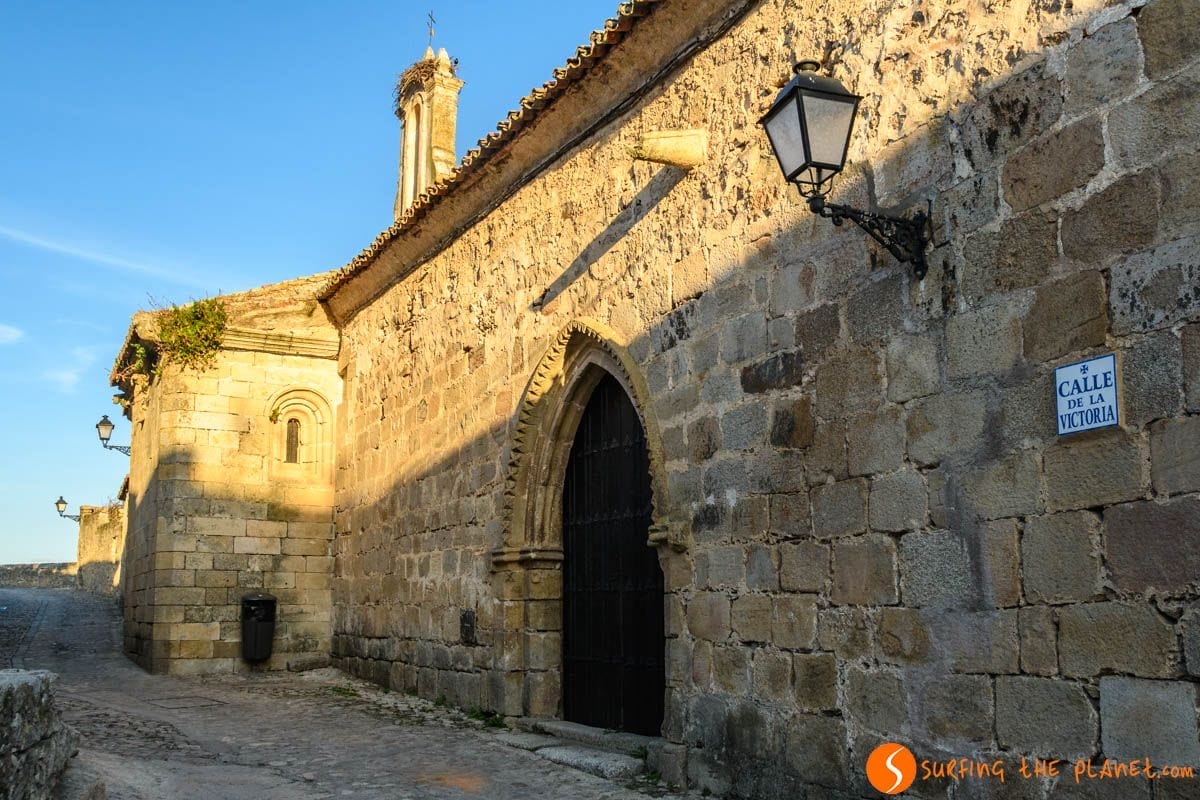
[319,0,664,301]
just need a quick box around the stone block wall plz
[117,277,341,675]
[329,0,1200,796]
[0,670,79,800]
[0,564,76,589]
[76,504,125,596]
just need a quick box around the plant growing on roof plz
[154,297,228,374]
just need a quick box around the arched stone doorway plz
[492,319,681,729]
[561,373,664,734]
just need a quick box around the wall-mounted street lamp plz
[54,496,81,522]
[761,61,932,279]
[95,414,131,456]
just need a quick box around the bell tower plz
[394,46,463,219]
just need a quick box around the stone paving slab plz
[537,745,645,781]
[0,588,695,800]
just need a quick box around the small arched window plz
[285,418,300,463]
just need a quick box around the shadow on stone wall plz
[327,3,1200,795]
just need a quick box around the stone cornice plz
[221,327,339,359]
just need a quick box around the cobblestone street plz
[1,588,690,799]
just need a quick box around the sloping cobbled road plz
[0,588,691,800]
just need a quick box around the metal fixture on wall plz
[760,60,932,279]
[54,496,81,522]
[95,414,131,455]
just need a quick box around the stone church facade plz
[110,0,1200,795]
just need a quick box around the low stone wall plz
[0,670,78,800]
[0,565,77,590]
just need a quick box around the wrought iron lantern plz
[54,496,80,522]
[761,61,932,278]
[96,414,131,455]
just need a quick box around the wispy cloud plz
[0,324,22,344]
[42,345,99,393]
[0,223,211,289]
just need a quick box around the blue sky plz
[0,0,621,563]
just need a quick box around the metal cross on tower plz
[427,11,436,47]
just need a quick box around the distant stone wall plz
[0,564,76,589]
[0,670,79,800]
[76,505,125,596]
[328,0,1200,796]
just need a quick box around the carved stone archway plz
[490,318,682,718]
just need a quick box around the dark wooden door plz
[562,374,664,735]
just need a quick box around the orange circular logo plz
[866,742,916,795]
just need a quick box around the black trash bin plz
[241,593,276,661]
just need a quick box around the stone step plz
[508,718,666,782]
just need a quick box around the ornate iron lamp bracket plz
[103,443,132,456]
[807,194,932,280]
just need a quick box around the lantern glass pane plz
[801,94,856,167]
[96,416,114,443]
[763,94,807,180]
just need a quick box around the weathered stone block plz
[1019,607,1058,676]
[772,595,817,650]
[832,535,897,606]
[846,406,905,477]
[1109,61,1200,169]
[1043,430,1144,512]
[1022,511,1104,604]
[962,210,1060,303]
[906,390,988,466]
[784,715,849,788]
[1139,0,1200,79]
[899,531,975,609]
[794,303,840,360]
[746,544,779,591]
[957,63,1064,170]
[936,610,1019,674]
[711,646,748,694]
[921,674,994,746]
[1160,150,1200,240]
[779,541,827,592]
[688,416,721,463]
[846,667,906,735]
[769,395,814,449]
[818,607,872,660]
[1059,602,1176,678]
[814,346,884,418]
[721,403,767,451]
[687,592,731,642]
[1151,416,1200,494]
[732,594,772,643]
[947,305,1022,380]
[695,545,745,589]
[722,313,769,366]
[963,451,1041,520]
[886,333,940,402]
[811,479,868,539]
[806,419,847,484]
[1100,677,1200,764]
[869,468,926,533]
[741,351,804,394]
[981,519,1022,608]
[1004,117,1106,212]
[1066,18,1142,115]
[1186,324,1200,411]
[1110,236,1200,334]
[1023,271,1109,361]
[1185,607,1200,678]
[1120,331,1184,427]
[769,493,811,540]
[793,653,837,711]
[847,275,904,345]
[1104,496,1200,594]
[996,676,1097,758]
[751,649,793,704]
[877,607,931,666]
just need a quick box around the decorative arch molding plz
[493,317,683,571]
[267,386,334,484]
